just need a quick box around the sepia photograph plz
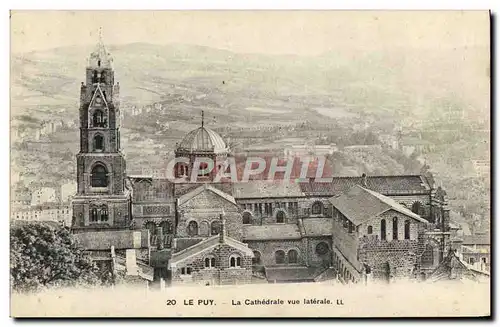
[9,10,491,318]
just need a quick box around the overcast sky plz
[11,10,489,55]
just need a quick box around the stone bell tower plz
[72,29,130,233]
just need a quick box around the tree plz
[10,222,101,293]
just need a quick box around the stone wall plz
[171,243,252,286]
[245,239,306,266]
[177,189,242,241]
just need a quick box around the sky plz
[10,10,490,55]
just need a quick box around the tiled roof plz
[265,266,323,282]
[170,235,253,266]
[178,184,236,206]
[74,230,149,251]
[233,181,304,199]
[243,224,301,241]
[462,234,490,246]
[328,185,427,226]
[302,218,333,237]
[298,175,430,195]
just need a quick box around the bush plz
[10,222,102,293]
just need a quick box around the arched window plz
[230,254,242,268]
[404,220,411,240]
[288,249,298,264]
[92,71,98,83]
[276,211,285,223]
[100,206,108,222]
[92,110,106,127]
[91,164,108,187]
[312,201,323,215]
[90,208,98,222]
[187,221,198,237]
[211,220,221,235]
[275,250,285,264]
[159,220,172,234]
[252,251,261,265]
[380,219,386,241]
[199,221,210,236]
[93,134,104,151]
[204,256,216,269]
[367,225,373,234]
[198,162,210,177]
[392,217,398,240]
[242,212,252,225]
[315,242,329,256]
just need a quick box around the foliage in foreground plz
[10,222,106,293]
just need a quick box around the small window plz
[381,219,386,241]
[187,221,198,236]
[204,256,216,269]
[242,212,252,225]
[276,211,285,223]
[288,249,298,264]
[367,225,373,234]
[180,267,192,275]
[404,220,411,240]
[198,162,210,177]
[275,250,285,264]
[312,201,323,215]
[230,254,242,268]
[211,220,221,235]
[469,258,475,265]
[393,217,398,240]
[93,134,104,151]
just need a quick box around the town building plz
[31,187,57,206]
[12,203,72,226]
[71,35,467,287]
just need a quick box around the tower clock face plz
[96,97,102,104]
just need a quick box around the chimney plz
[361,173,368,187]
[219,213,226,243]
[125,249,138,276]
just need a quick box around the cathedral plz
[72,36,452,286]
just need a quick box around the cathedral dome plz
[177,126,228,154]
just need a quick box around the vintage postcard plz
[10,10,490,318]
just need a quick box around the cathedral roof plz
[177,126,228,154]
